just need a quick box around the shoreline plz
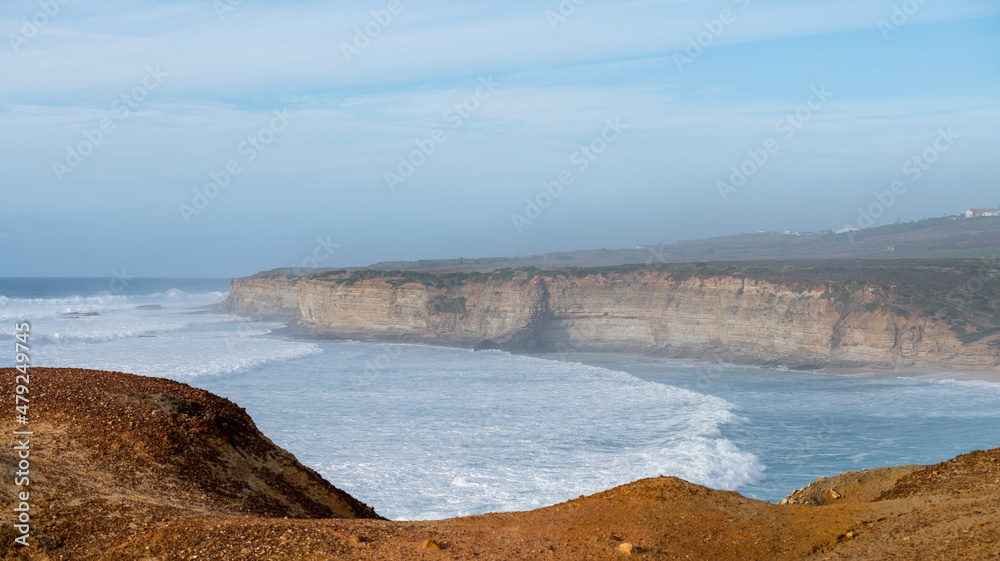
[267,323,1000,383]
[816,365,1000,384]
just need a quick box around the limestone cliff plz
[216,268,1000,370]
[215,275,301,318]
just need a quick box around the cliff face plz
[217,271,1000,370]
[295,277,546,345]
[215,276,301,319]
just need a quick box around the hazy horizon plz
[3,1,999,277]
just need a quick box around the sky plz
[1,0,998,277]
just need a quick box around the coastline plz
[268,323,1000,384]
[817,365,1000,384]
[218,264,1000,373]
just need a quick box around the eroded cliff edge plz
[217,264,1000,370]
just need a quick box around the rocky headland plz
[2,368,1000,560]
[217,262,1000,371]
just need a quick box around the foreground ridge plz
[2,368,999,560]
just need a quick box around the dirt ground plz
[2,368,999,560]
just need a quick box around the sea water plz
[4,278,1000,520]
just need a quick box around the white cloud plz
[3,0,998,97]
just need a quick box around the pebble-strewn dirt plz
[2,368,999,560]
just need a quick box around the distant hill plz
[361,216,1000,272]
[250,216,1000,279]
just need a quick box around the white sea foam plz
[17,288,322,380]
[0,295,132,321]
[217,345,766,520]
[19,282,1000,523]
[38,332,324,380]
[0,291,227,321]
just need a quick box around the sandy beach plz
[818,365,1000,384]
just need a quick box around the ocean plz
[4,277,1000,520]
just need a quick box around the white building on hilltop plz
[965,208,999,218]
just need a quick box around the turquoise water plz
[5,278,1000,520]
[561,354,1000,502]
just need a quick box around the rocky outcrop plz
[217,270,1000,370]
[0,368,381,527]
[780,465,923,506]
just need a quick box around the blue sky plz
[1,0,999,277]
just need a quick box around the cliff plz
[0,367,381,560]
[3,368,1000,560]
[217,266,1000,370]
